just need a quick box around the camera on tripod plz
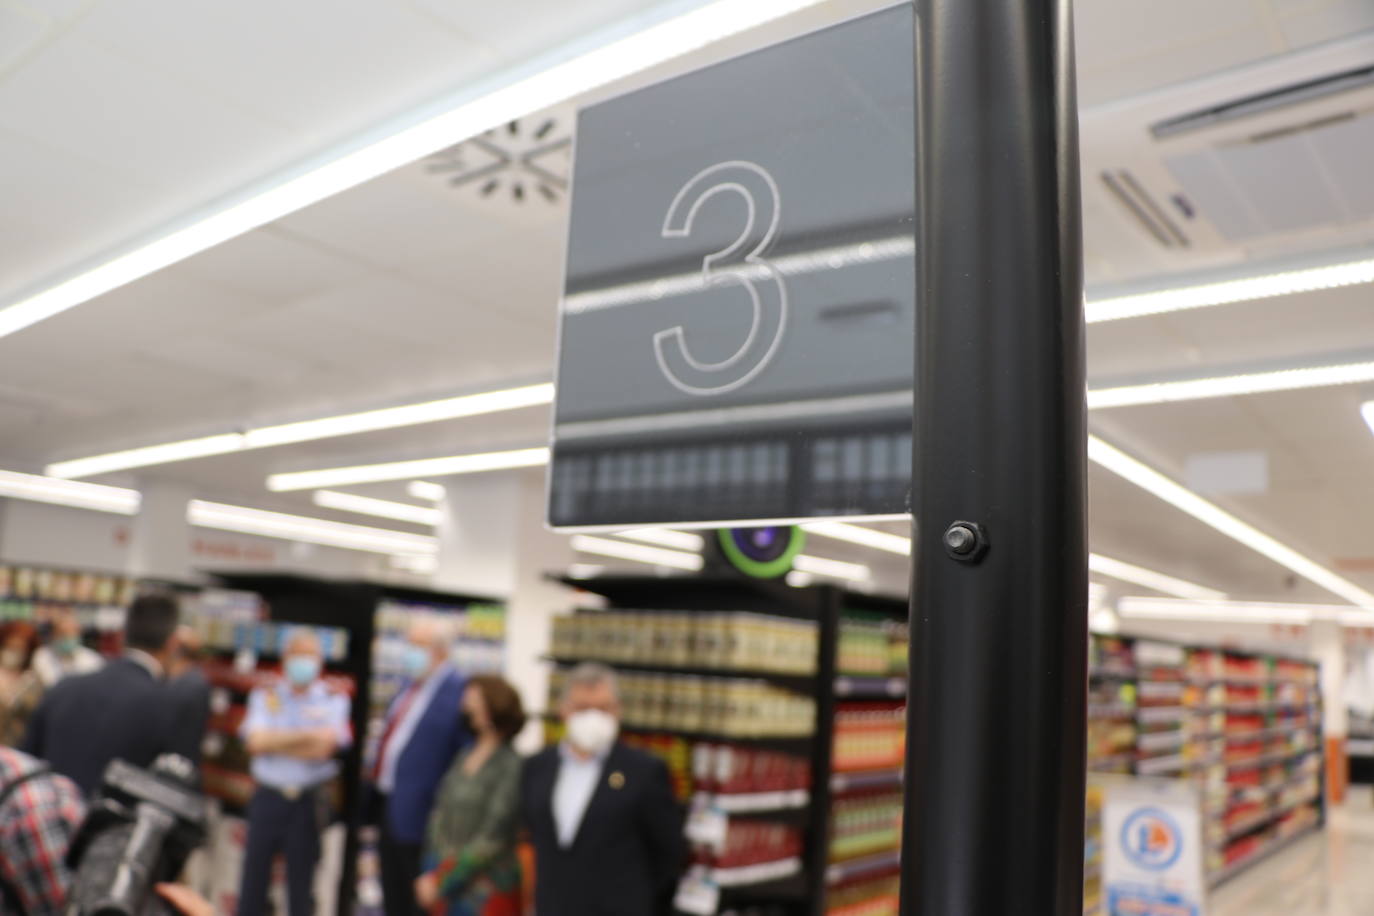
[65,755,208,916]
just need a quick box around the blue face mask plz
[402,645,432,679]
[285,654,321,687]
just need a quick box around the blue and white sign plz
[1103,779,1208,916]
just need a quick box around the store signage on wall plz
[1102,779,1208,916]
[549,4,916,529]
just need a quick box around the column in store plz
[1311,620,1348,804]
[128,480,193,581]
[435,471,573,751]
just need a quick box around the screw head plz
[942,521,988,562]
[944,525,975,554]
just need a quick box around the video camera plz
[65,756,208,916]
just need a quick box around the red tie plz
[372,684,421,784]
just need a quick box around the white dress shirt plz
[552,742,607,848]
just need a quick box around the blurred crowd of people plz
[0,595,686,916]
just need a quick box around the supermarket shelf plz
[834,675,907,698]
[544,656,816,691]
[830,768,903,793]
[1227,748,1316,773]
[1089,666,1137,680]
[1136,753,1189,776]
[711,857,804,888]
[1211,823,1321,887]
[1225,724,1317,744]
[619,723,815,750]
[1137,706,1189,724]
[696,789,810,814]
[1224,810,1277,842]
[1088,703,1135,720]
[1137,730,1188,753]
[825,849,901,886]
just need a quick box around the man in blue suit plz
[370,619,469,916]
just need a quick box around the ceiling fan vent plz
[425,117,572,205]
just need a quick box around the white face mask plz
[565,709,618,756]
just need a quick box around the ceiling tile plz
[178,226,376,305]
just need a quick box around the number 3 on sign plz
[655,161,788,396]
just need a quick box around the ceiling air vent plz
[1100,169,1192,249]
[1150,61,1374,140]
[425,117,572,205]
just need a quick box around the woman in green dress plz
[415,675,526,916]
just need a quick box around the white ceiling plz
[2,0,1374,605]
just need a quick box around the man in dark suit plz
[521,663,686,916]
[369,619,469,916]
[23,593,205,796]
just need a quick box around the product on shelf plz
[550,609,818,675]
[1083,783,1103,916]
[833,702,905,773]
[826,874,900,916]
[1088,634,1324,886]
[546,668,815,738]
[829,790,902,862]
[836,616,906,677]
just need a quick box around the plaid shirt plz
[0,747,85,916]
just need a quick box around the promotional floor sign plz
[1103,778,1208,916]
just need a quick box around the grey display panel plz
[550,4,915,528]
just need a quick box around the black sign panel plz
[550,4,915,528]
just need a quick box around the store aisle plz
[1212,788,1374,915]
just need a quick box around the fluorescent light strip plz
[1088,435,1374,608]
[802,520,911,555]
[1118,596,1336,626]
[391,554,439,574]
[408,481,447,503]
[46,383,553,479]
[312,490,441,527]
[1361,401,1374,439]
[793,554,871,582]
[570,534,704,571]
[1087,554,1225,601]
[1085,256,1374,323]
[267,447,551,492]
[614,528,706,551]
[188,499,437,555]
[1090,360,1374,409]
[0,468,140,515]
[0,0,830,341]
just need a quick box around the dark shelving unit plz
[554,574,908,916]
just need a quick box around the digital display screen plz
[549,4,915,528]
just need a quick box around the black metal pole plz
[902,0,1086,913]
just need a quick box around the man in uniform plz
[235,629,351,916]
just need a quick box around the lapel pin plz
[609,771,626,790]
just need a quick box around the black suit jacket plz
[22,657,206,796]
[521,742,686,916]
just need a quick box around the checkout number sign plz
[654,161,788,396]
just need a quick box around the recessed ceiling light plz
[570,534,704,571]
[187,499,437,555]
[0,0,832,341]
[1085,254,1374,323]
[801,520,911,555]
[1116,596,1348,626]
[267,446,550,492]
[1090,360,1374,409]
[311,490,442,527]
[1087,553,1225,601]
[0,468,140,515]
[793,554,871,582]
[613,528,706,552]
[1089,434,1374,607]
[46,383,554,479]
[407,481,447,503]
